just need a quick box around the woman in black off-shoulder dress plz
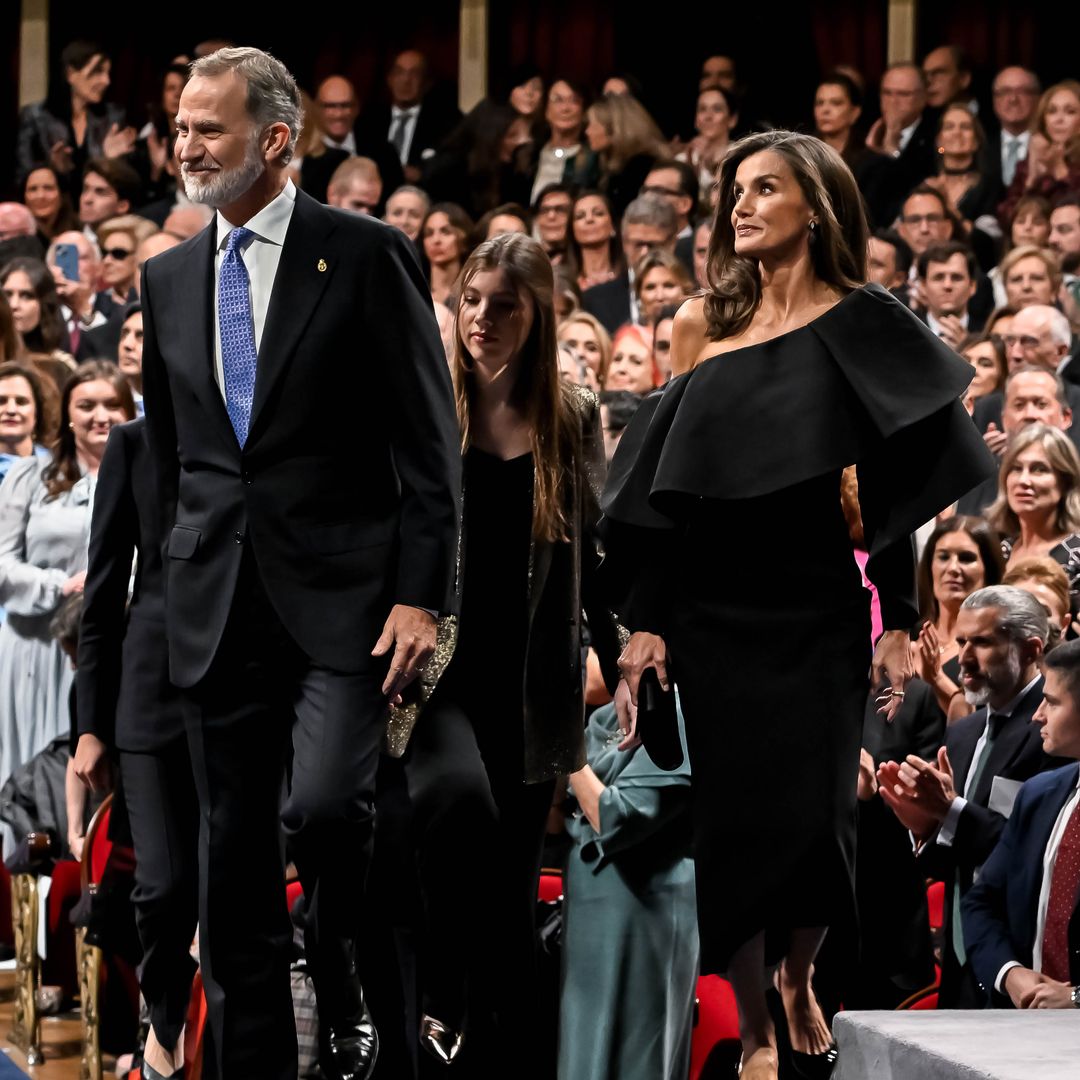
[602,131,995,1080]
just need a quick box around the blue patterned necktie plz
[219,225,257,446]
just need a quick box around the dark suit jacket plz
[859,108,942,228]
[394,385,622,782]
[963,763,1080,998]
[76,418,182,751]
[582,272,633,335]
[358,97,463,173]
[917,678,1067,968]
[140,189,461,688]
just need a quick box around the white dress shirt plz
[211,179,297,399]
[323,130,357,156]
[896,119,920,156]
[995,771,1080,993]
[389,105,420,165]
[937,676,1041,849]
[1001,131,1031,187]
[927,310,970,339]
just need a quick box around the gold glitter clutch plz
[384,614,458,758]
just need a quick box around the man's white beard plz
[963,648,1022,709]
[182,133,265,208]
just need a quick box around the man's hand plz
[936,314,968,350]
[73,733,111,793]
[371,604,436,700]
[865,118,901,156]
[894,746,957,820]
[51,265,94,320]
[983,422,1008,457]
[1005,966,1047,1009]
[877,760,941,839]
[1022,977,1075,1009]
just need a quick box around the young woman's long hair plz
[703,129,869,341]
[1,257,68,354]
[43,360,134,499]
[588,93,667,174]
[452,232,578,543]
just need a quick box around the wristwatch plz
[1071,985,1080,1009]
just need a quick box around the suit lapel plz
[247,191,337,443]
[972,680,1045,803]
[951,711,985,792]
[180,225,237,449]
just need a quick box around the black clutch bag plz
[636,668,683,771]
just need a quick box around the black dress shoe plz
[419,1014,465,1065]
[321,1003,379,1080]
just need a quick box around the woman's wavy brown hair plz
[452,232,579,543]
[702,130,868,341]
[43,360,135,499]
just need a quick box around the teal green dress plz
[558,699,698,1080]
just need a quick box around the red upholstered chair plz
[897,880,946,1010]
[537,870,563,904]
[78,795,139,1080]
[689,974,741,1080]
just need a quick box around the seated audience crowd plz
[2,32,1080,1080]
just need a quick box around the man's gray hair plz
[962,585,1049,645]
[1037,305,1073,348]
[622,194,677,238]
[190,47,304,164]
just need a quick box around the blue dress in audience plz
[559,699,698,1080]
[0,454,92,855]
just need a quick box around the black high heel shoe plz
[420,1013,465,1065]
[765,985,838,1080]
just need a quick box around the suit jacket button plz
[234,531,244,544]
[242,470,253,484]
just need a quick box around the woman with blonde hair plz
[988,422,1080,607]
[585,93,667,220]
[1002,555,1073,650]
[396,232,621,1073]
[998,244,1062,309]
[633,249,695,323]
[558,310,613,387]
[999,79,1080,221]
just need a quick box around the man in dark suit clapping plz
[140,46,460,1080]
[878,587,1067,1006]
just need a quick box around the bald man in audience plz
[162,205,212,240]
[0,202,42,260]
[1004,306,1076,381]
[327,158,383,216]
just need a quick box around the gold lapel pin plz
[317,258,327,272]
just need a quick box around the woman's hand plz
[613,679,642,751]
[62,570,86,597]
[102,122,138,159]
[49,140,74,174]
[872,629,913,723]
[914,621,943,684]
[617,632,668,703]
[73,733,111,793]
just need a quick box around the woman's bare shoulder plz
[671,296,713,375]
